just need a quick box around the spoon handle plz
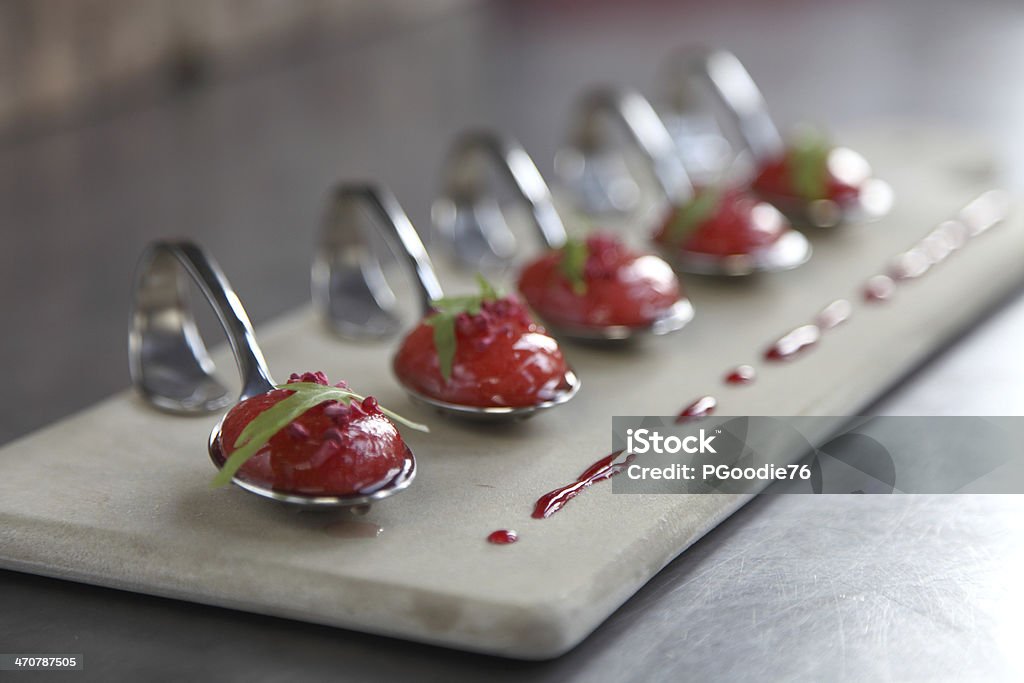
[566,87,694,205]
[129,240,275,414]
[314,183,443,341]
[664,48,784,164]
[439,130,568,257]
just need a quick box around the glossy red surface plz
[724,365,756,385]
[764,324,821,361]
[393,297,570,408]
[816,299,853,330]
[532,450,634,519]
[518,234,681,329]
[675,396,717,423]
[214,373,408,497]
[487,529,518,545]
[752,147,863,204]
[864,274,896,303]
[654,188,788,257]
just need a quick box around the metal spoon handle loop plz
[438,130,568,261]
[314,183,443,341]
[662,48,784,164]
[129,240,275,415]
[567,87,694,205]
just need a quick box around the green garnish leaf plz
[425,275,502,382]
[558,238,589,295]
[475,273,499,300]
[211,382,428,489]
[789,131,831,201]
[426,313,458,382]
[664,187,722,245]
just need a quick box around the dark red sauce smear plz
[764,324,821,361]
[676,395,717,423]
[487,529,518,545]
[532,451,635,519]
[724,365,756,385]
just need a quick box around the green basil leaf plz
[790,134,831,201]
[665,187,722,244]
[558,238,589,295]
[423,275,502,383]
[427,312,457,382]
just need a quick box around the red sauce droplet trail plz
[816,299,852,330]
[532,451,635,519]
[487,529,518,545]
[323,520,383,539]
[934,219,969,251]
[864,274,895,303]
[676,396,717,423]
[724,365,756,385]
[889,248,930,280]
[959,190,1010,236]
[764,324,821,361]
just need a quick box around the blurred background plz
[2,0,1024,445]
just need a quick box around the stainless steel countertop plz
[2,1,1022,680]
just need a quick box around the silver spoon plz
[555,87,693,215]
[432,129,694,340]
[316,183,580,420]
[129,240,415,508]
[660,48,893,229]
[558,87,810,276]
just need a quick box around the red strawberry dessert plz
[752,137,869,207]
[654,186,789,258]
[393,281,570,408]
[517,234,682,329]
[212,371,410,497]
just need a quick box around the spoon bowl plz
[661,229,812,277]
[541,298,695,342]
[399,368,581,422]
[757,177,894,229]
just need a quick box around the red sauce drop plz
[960,190,1009,236]
[889,249,930,280]
[487,529,518,545]
[815,299,852,330]
[864,274,895,303]
[676,395,717,423]
[764,324,821,361]
[934,219,969,251]
[532,451,635,519]
[724,365,756,385]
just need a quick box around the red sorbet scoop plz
[393,284,570,408]
[752,136,869,206]
[654,186,789,257]
[213,371,409,497]
[518,234,682,329]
